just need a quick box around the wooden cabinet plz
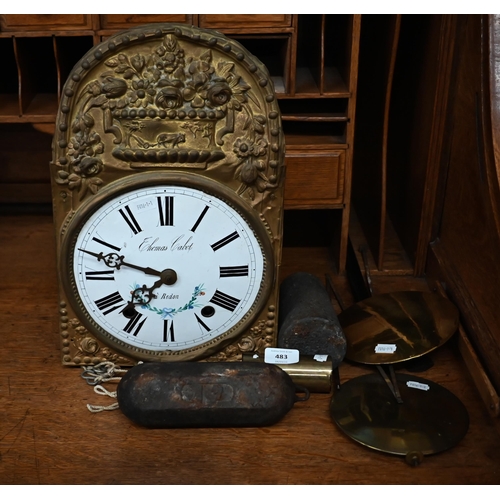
[0,13,360,272]
[0,14,93,31]
[350,14,500,414]
[98,14,194,29]
[284,151,345,208]
[199,14,293,29]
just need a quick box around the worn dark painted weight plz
[117,362,308,428]
[278,272,347,368]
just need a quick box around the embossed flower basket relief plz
[54,25,284,205]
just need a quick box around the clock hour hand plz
[123,268,178,316]
[78,248,162,276]
[133,269,178,302]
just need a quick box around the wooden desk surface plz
[1,215,500,484]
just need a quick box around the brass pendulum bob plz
[330,290,468,464]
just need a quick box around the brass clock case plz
[59,171,274,362]
[50,23,285,365]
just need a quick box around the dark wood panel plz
[432,15,500,393]
[387,15,446,271]
[0,14,93,31]
[99,14,193,29]
[352,14,400,270]
[199,15,293,29]
[0,123,52,204]
[284,151,344,207]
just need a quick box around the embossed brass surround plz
[50,23,285,366]
[60,172,275,362]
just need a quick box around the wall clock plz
[50,23,285,365]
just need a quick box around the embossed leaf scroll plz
[52,24,285,204]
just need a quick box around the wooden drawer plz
[284,151,345,208]
[199,15,292,29]
[0,14,93,31]
[99,15,193,30]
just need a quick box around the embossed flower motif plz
[206,81,232,107]
[101,348,120,362]
[75,325,87,335]
[74,157,103,177]
[183,78,210,108]
[130,54,146,73]
[238,336,256,352]
[180,57,217,108]
[240,162,259,184]
[156,35,185,75]
[216,62,252,110]
[128,79,155,108]
[68,131,104,160]
[233,137,268,159]
[156,86,184,109]
[80,337,100,355]
[101,77,128,99]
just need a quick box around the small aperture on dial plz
[122,305,137,318]
[201,306,215,318]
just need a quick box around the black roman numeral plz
[157,196,174,226]
[85,270,114,281]
[124,311,147,337]
[163,320,175,342]
[92,237,121,252]
[119,205,142,234]
[219,265,249,278]
[209,290,241,312]
[211,231,239,251]
[195,313,211,332]
[190,205,210,232]
[95,291,125,315]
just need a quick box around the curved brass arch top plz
[52,23,284,209]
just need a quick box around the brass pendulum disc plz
[330,373,469,457]
[338,291,459,364]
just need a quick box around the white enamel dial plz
[68,180,268,356]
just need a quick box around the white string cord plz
[81,361,140,413]
[87,383,120,413]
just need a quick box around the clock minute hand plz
[78,248,162,276]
